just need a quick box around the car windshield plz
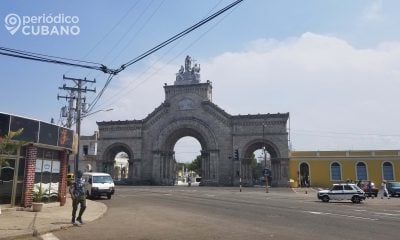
[93,176,113,184]
[389,182,400,187]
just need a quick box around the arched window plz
[331,162,341,181]
[356,162,367,180]
[383,162,394,181]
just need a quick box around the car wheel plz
[352,196,361,204]
[374,193,378,197]
[107,194,112,200]
[321,195,329,202]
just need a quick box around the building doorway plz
[0,153,24,206]
[299,162,310,187]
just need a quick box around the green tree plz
[188,155,202,176]
[0,128,24,167]
[251,153,263,181]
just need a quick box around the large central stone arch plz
[151,117,219,185]
[96,56,290,186]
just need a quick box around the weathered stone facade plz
[97,57,289,186]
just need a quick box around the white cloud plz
[82,32,400,153]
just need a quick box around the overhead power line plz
[114,0,244,74]
[0,46,118,74]
[0,0,244,113]
[94,0,237,112]
[88,0,244,112]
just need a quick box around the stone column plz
[166,153,170,183]
[58,150,69,206]
[270,158,289,187]
[161,154,165,183]
[271,159,279,187]
[128,160,134,179]
[278,158,289,187]
[22,145,37,208]
[201,150,210,181]
[152,151,161,184]
[208,150,219,181]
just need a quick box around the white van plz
[83,172,115,199]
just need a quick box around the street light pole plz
[239,156,242,192]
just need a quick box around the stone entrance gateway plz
[97,56,290,186]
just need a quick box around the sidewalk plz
[0,197,107,239]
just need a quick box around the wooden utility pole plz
[58,75,96,174]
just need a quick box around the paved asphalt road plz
[23,186,400,240]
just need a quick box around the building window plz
[331,162,341,181]
[356,162,367,180]
[383,162,394,181]
[83,145,88,155]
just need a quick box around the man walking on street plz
[381,180,390,199]
[69,170,86,225]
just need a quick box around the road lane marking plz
[304,211,378,221]
[374,212,400,216]
[41,233,59,240]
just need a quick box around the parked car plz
[83,172,115,199]
[317,183,366,203]
[357,180,378,197]
[386,182,400,197]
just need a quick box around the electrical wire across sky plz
[0,0,244,113]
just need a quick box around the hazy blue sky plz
[1,0,400,162]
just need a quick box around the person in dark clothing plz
[367,181,372,198]
[187,176,192,187]
[69,170,86,225]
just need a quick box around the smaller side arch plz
[102,142,134,161]
[100,142,134,179]
[241,138,286,187]
[242,139,281,160]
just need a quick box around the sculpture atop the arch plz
[97,56,290,186]
[175,55,201,85]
